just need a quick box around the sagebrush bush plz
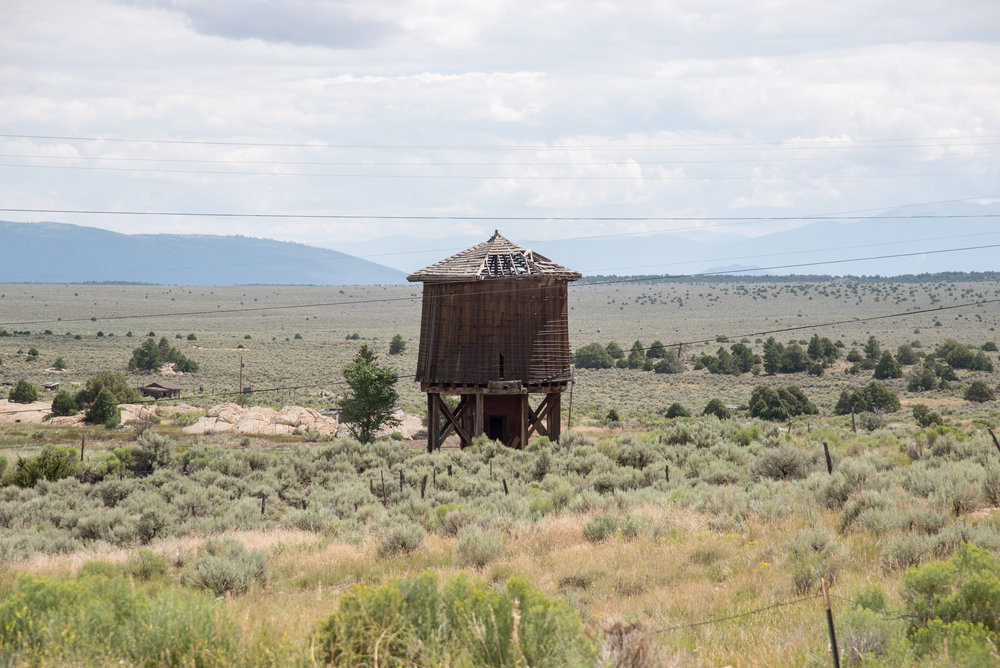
[583,513,618,542]
[182,538,267,596]
[376,517,426,557]
[456,528,504,568]
[751,446,810,481]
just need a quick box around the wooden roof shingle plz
[407,231,581,283]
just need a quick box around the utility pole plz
[239,354,244,394]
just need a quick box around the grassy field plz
[1,276,1000,666]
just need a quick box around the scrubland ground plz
[1,277,1000,666]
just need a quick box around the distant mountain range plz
[335,200,1000,278]
[0,222,406,285]
[3,200,997,285]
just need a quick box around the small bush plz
[583,514,619,542]
[702,398,731,420]
[902,542,1000,657]
[125,548,169,580]
[182,539,267,596]
[664,402,690,418]
[12,445,82,488]
[751,447,810,481]
[377,518,426,557]
[455,529,504,568]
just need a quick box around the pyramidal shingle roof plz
[407,231,581,283]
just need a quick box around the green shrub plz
[182,538,267,596]
[125,548,169,580]
[912,404,942,428]
[702,398,731,420]
[652,349,684,374]
[583,514,618,542]
[964,380,996,403]
[664,402,690,418]
[902,542,1000,656]
[314,570,595,667]
[12,445,81,488]
[751,447,810,481]
[456,529,504,568]
[9,379,38,404]
[50,389,78,416]
[377,518,426,557]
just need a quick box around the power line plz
[4,132,998,151]
[4,150,997,168]
[2,242,999,328]
[654,594,822,633]
[1,162,982,180]
[2,207,999,222]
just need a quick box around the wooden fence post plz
[822,577,841,668]
[823,442,833,475]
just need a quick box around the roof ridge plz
[407,232,580,282]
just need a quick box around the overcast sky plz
[1,0,997,255]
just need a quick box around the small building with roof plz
[140,380,182,400]
[408,231,580,450]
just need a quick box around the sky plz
[1,0,998,261]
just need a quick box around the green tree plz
[85,388,121,427]
[646,340,667,358]
[762,337,783,374]
[53,356,67,371]
[702,398,731,419]
[863,335,881,361]
[128,336,199,373]
[50,390,78,416]
[605,341,624,360]
[873,351,902,380]
[625,340,645,369]
[779,343,809,373]
[834,381,900,414]
[75,370,140,406]
[896,343,920,365]
[748,385,817,421]
[652,349,684,374]
[388,334,407,355]
[9,379,38,404]
[340,344,400,444]
[665,402,690,418]
[573,343,613,369]
[964,380,996,403]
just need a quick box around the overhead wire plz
[3,132,998,151]
[3,241,1000,328]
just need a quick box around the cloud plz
[125,0,398,48]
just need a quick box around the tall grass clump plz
[0,574,244,666]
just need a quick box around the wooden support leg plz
[427,393,440,453]
[519,394,529,450]
[548,392,561,443]
[474,392,484,440]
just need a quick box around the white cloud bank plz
[0,0,997,252]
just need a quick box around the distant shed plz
[141,381,182,399]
